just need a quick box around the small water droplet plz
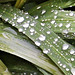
[54,16,57,19]
[70,49,75,55]
[39,35,46,41]
[47,31,51,34]
[51,20,55,24]
[37,6,41,9]
[35,41,41,46]
[41,23,45,26]
[41,10,46,14]
[66,68,69,71]
[54,10,58,14]
[62,44,69,50]
[30,23,35,26]
[34,16,39,19]
[18,28,23,32]
[54,38,58,42]
[30,28,35,33]
[66,23,71,28]
[62,65,66,68]
[69,12,74,16]
[43,49,50,54]
[71,58,74,61]
[17,17,24,23]
[62,30,69,34]
[59,23,63,27]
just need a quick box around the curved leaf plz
[0,21,63,75]
[0,4,75,75]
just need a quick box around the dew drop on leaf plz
[37,6,41,9]
[71,58,74,61]
[41,10,46,14]
[18,28,23,32]
[17,17,24,23]
[69,12,74,16]
[35,41,41,46]
[62,44,69,50]
[39,35,46,41]
[66,68,69,71]
[43,49,50,54]
[22,23,29,28]
[70,49,75,55]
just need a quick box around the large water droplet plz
[17,17,24,23]
[22,23,29,28]
[62,44,69,50]
[39,35,46,41]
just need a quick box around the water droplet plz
[66,23,71,28]
[41,23,45,26]
[17,17,24,23]
[18,28,23,32]
[5,18,9,21]
[54,16,57,19]
[54,38,58,42]
[30,23,35,26]
[41,10,46,14]
[66,68,69,71]
[60,63,62,66]
[51,20,55,24]
[22,23,29,28]
[34,16,38,20]
[69,12,74,16]
[58,61,61,64]
[63,65,66,68]
[54,10,58,14]
[37,6,41,9]
[43,49,50,54]
[62,44,69,50]
[47,31,51,34]
[30,28,35,33]
[71,58,74,61]
[35,41,41,46]
[39,35,46,41]
[62,30,69,34]
[70,49,75,55]
[59,23,63,27]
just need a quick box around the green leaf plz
[0,4,75,75]
[28,0,75,39]
[0,51,43,75]
[15,0,27,8]
[0,60,11,75]
[0,21,63,75]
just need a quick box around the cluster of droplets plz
[0,4,75,75]
[58,61,70,72]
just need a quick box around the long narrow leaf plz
[0,4,75,75]
[0,21,63,75]
[0,60,11,75]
